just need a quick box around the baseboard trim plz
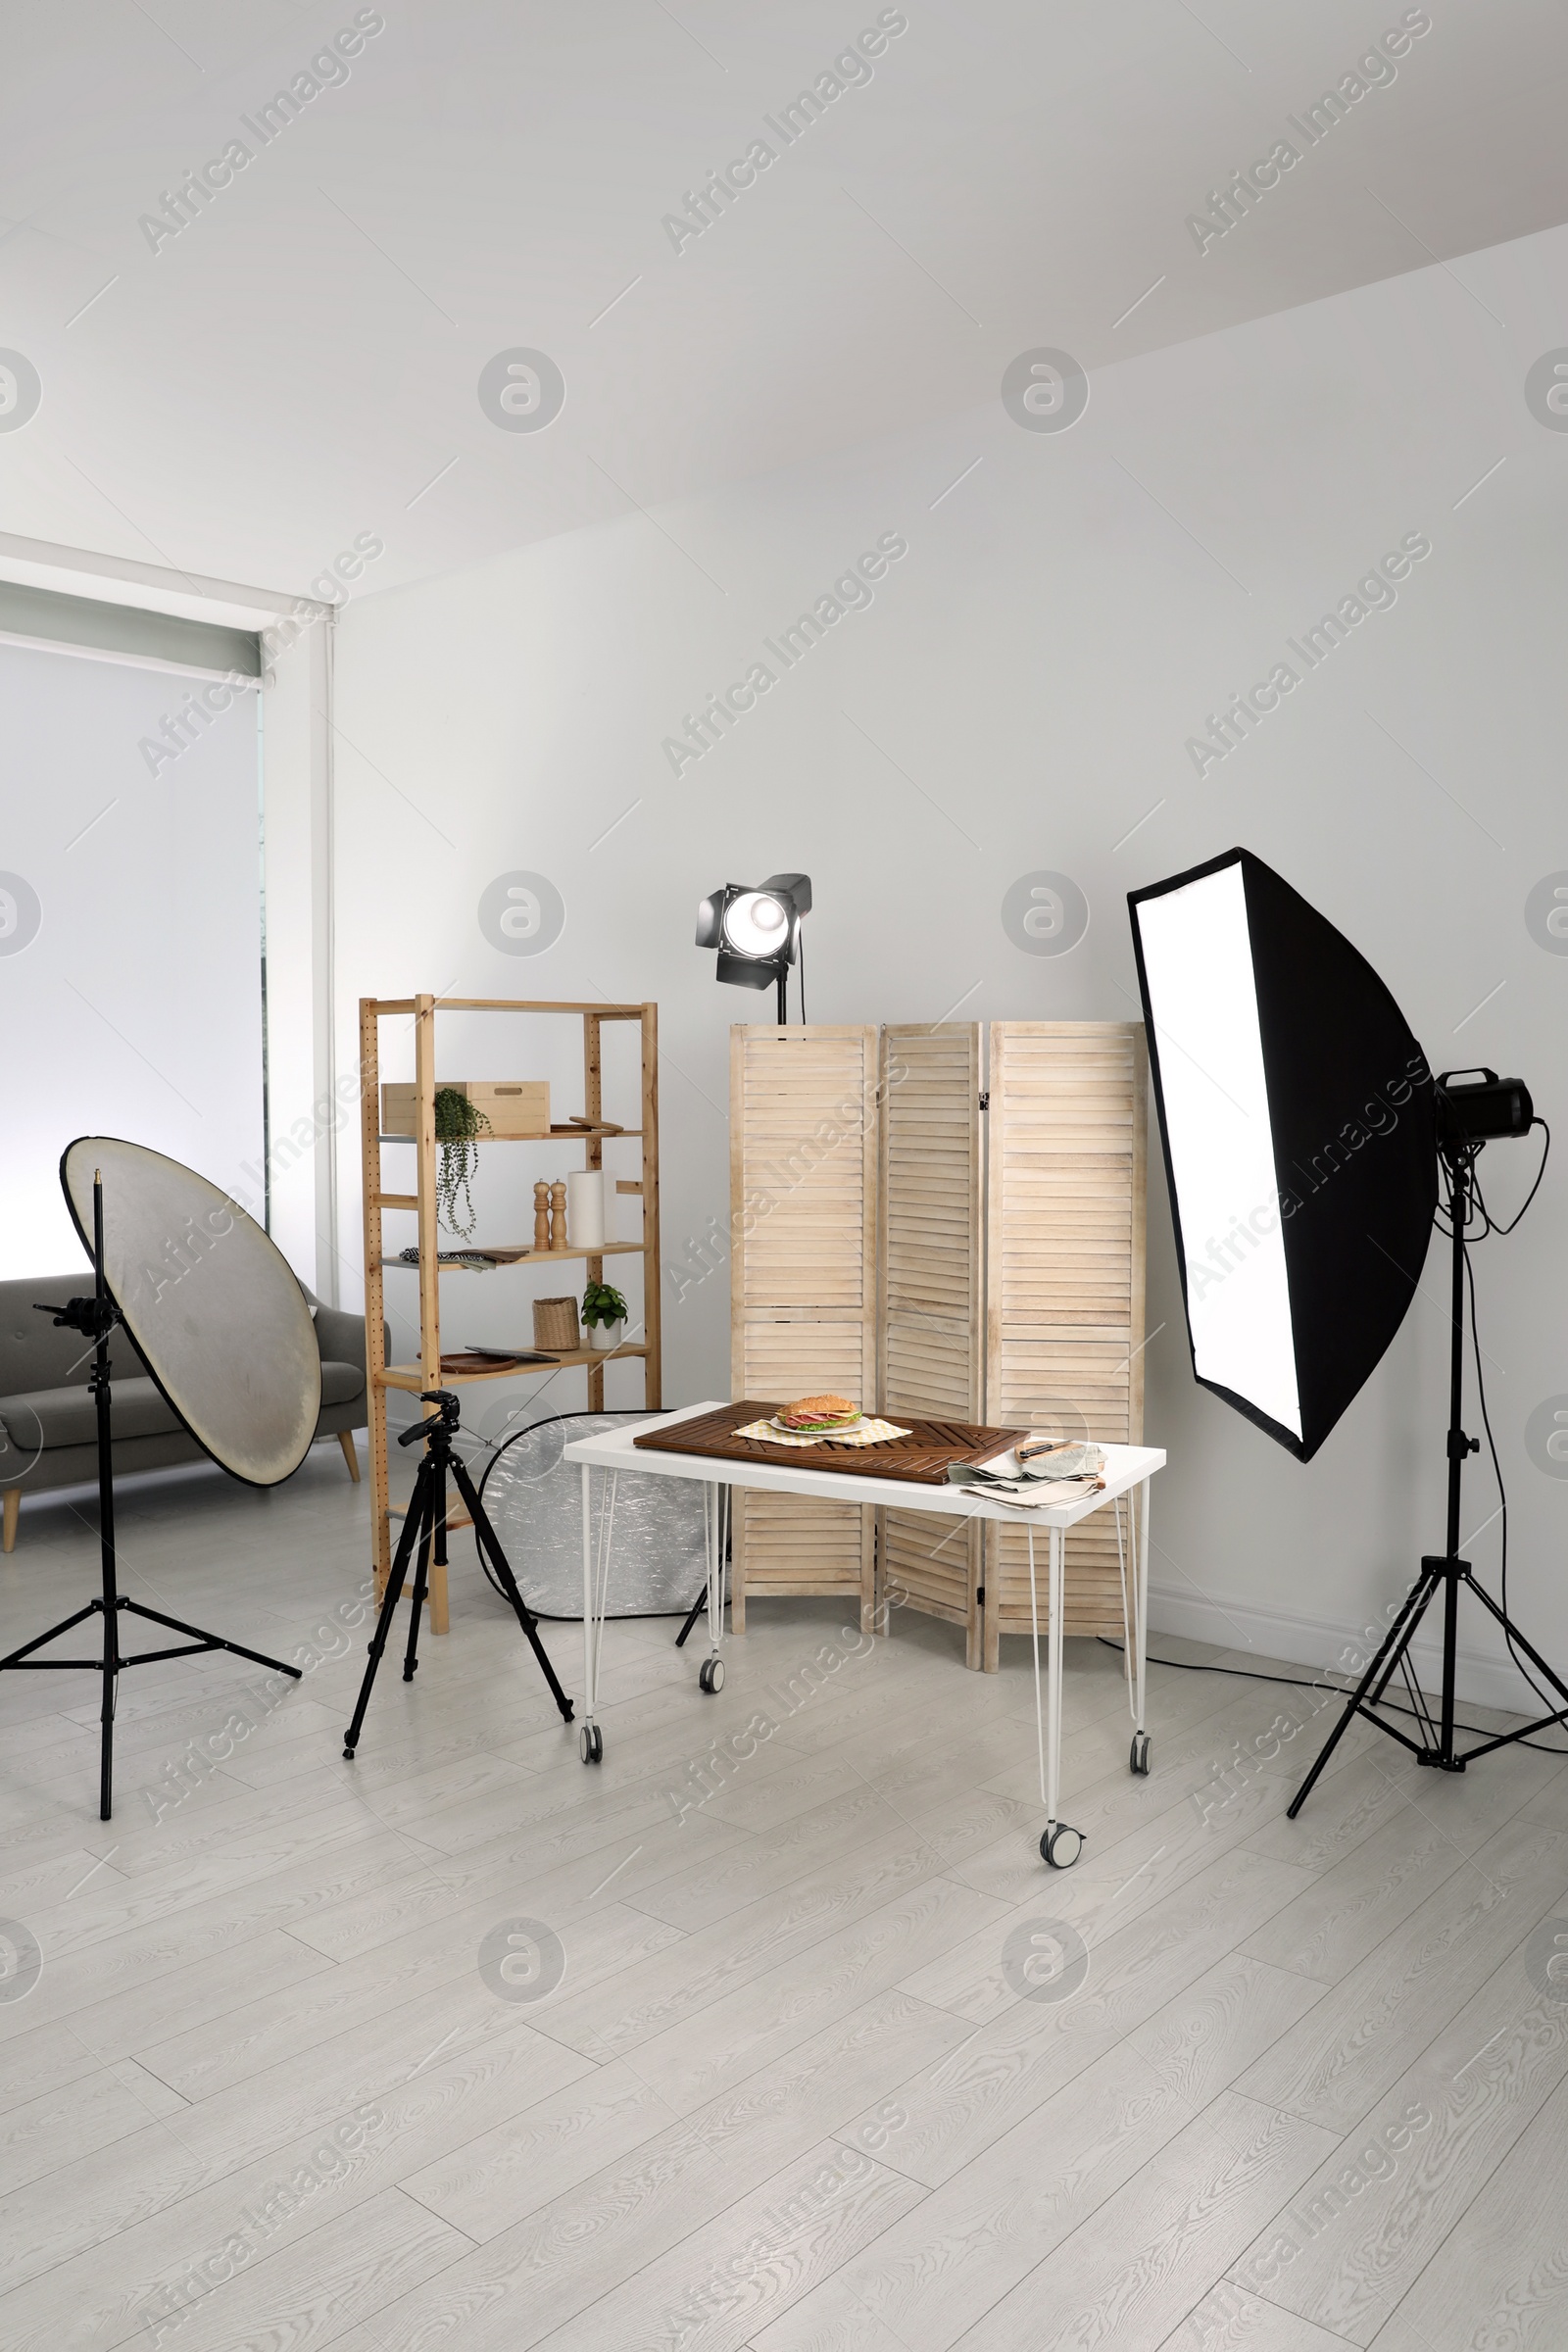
[1148,1578,1568,1718]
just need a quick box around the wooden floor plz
[2,1447,1566,2351]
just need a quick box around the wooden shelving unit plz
[360,993,661,1632]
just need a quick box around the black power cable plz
[1470,1113,1550,1238]
[1094,1638,1501,1740]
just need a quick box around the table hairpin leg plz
[697,1481,727,1693]
[1030,1520,1083,1868]
[1135,1479,1151,1771]
[578,1463,616,1762]
[1116,1485,1152,1776]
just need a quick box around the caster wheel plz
[403,1663,417,1682]
[1130,1731,1151,1776]
[579,1724,604,1764]
[699,1656,724,1693]
[342,1743,356,1761]
[1040,1823,1084,1869]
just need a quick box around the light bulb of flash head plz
[723,891,790,958]
[695,872,812,1018]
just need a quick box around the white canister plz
[565,1168,606,1250]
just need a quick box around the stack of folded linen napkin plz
[946,1438,1106,1505]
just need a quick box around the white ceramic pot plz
[587,1320,624,1351]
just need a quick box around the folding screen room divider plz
[729,1024,881,1636]
[730,1021,1148,1669]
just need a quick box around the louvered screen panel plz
[985,1022,1148,1656]
[730,1026,877,1630]
[877,1024,984,1663]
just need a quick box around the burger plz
[775,1393,860,1433]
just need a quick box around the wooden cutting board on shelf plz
[633,1402,1030,1485]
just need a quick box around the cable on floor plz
[1094,1637,1568,1752]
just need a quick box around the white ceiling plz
[3,0,1566,608]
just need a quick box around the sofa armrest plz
[310,1301,392,1381]
[313,1300,367,1379]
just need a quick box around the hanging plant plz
[433,1087,491,1237]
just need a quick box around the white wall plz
[330,220,1568,1706]
[261,617,341,1300]
[0,640,264,1278]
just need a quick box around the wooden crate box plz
[381,1079,551,1137]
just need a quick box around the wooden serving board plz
[634,1402,1030,1486]
[438,1350,557,1374]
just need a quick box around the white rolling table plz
[564,1402,1165,1868]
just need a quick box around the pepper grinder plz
[533,1181,551,1252]
[549,1179,567,1250]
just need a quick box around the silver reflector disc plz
[61,1138,321,1487]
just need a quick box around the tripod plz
[1290,1141,1568,1816]
[0,1171,301,1820]
[343,1389,573,1757]
[675,1585,712,1648]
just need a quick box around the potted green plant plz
[433,1087,491,1239]
[581,1279,628,1351]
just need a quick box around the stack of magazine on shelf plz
[946,1438,1106,1507]
[398,1245,495,1270]
[397,1244,536,1269]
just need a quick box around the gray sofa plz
[0,1277,374,1552]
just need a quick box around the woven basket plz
[533,1296,580,1351]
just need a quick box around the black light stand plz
[0,1170,302,1820]
[1290,1090,1568,1816]
[342,1388,574,1758]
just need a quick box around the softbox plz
[1128,848,1436,1460]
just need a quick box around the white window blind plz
[0,634,265,1277]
